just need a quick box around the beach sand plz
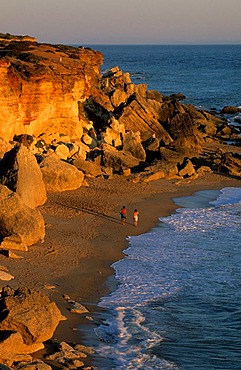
[0,172,240,365]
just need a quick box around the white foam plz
[210,187,241,207]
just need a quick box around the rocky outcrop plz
[0,286,65,366]
[0,34,240,190]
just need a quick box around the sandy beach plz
[0,171,240,365]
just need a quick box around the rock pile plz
[0,286,65,366]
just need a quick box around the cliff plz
[0,34,240,179]
[0,36,103,141]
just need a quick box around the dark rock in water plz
[146,90,164,101]
[234,116,241,124]
[220,106,241,114]
[169,92,186,101]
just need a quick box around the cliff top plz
[0,33,103,80]
[0,32,36,42]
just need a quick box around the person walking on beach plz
[133,209,139,227]
[120,206,127,225]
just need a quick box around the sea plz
[79,45,241,369]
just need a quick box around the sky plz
[1,0,241,45]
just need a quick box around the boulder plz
[0,144,47,209]
[134,84,147,97]
[168,112,204,154]
[169,92,186,101]
[122,72,132,84]
[70,140,90,160]
[13,359,52,370]
[178,158,196,177]
[139,169,165,183]
[158,99,186,124]
[72,158,102,178]
[0,286,65,365]
[110,88,127,108]
[0,235,28,252]
[101,126,122,148]
[196,165,213,174]
[102,66,120,78]
[217,152,241,177]
[146,90,164,102]
[216,123,233,137]
[159,147,186,164]
[0,185,45,246]
[144,135,161,162]
[162,163,179,179]
[220,106,241,114]
[123,131,146,161]
[118,94,173,144]
[0,270,14,281]
[0,331,41,366]
[0,138,13,159]
[81,133,94,147]
[109,117,125,137]
[40,154,85,192]
[102,149,141,173]
[54,143,70,160]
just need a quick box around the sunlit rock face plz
[0,37,103,141]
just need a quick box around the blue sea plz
[79,45,241,369]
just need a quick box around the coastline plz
[0,172,240,366]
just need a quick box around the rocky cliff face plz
[0,37,103,141]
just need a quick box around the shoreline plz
[0,172,240,366]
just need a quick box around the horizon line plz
[68,42,241,46]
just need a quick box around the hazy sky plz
[1,0,241,44]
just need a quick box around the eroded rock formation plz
[0,286,65,366]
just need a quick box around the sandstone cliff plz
[0,36,102,141]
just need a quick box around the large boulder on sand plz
[72,158,102,178]
[40,154,85,192]
[0,144,47,209]
[0,185,45,247]
[0,286,65,365]
[102,149,141,173]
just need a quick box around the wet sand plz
[0,172,240,365]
